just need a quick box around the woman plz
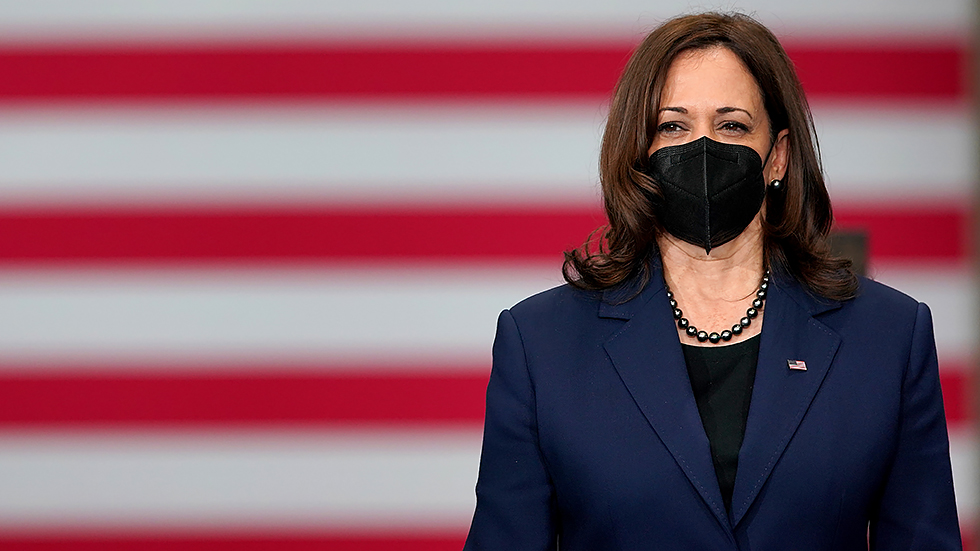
[464,12,960,550]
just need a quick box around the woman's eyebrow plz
[657,106,753,120]
[716,106,753,119]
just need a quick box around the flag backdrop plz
[0,1,974,549]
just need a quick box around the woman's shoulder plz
[826,275,927,334]
[851,275,922,313]
[507,269,661,319]
[507,282,604,322]
[773,272,928,344]
[786,273,920,315]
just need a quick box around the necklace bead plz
[668,271,769,345]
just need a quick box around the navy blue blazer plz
[465,268,960,550]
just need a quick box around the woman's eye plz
[657,122,684,134]
[720,121,749,134]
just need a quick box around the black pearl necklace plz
[667,271,769,344]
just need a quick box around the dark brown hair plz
[563,12,858,301]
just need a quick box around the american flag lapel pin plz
[787,360,807,371]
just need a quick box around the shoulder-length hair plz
[563,12,858,301]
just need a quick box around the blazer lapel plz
[601,275,731,530]
[729,274,842,526]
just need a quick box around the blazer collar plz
[601,268,730,530]
[729,271,842,526]
[597,268,663,321]
[600,266,842,530]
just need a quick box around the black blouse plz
[681,334,761,512]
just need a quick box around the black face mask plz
[641,136,770,254]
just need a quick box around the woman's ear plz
[769,128,790,182]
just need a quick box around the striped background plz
[0,1,973,549]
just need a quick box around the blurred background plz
[0,1,972,549]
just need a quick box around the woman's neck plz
[658,216,766,344]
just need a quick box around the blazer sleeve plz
[463,309,558,550]
[870,302,962,550]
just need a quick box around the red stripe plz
[0,203,966,264]
[789,43,968,100]
[2,526,973,551]
[0,534,466,551]
[940,365,973,430]
[0,206,602,263]
[834,204,971,262]
[0,369,488,426]
[0,365,969,428]
[0,40,964,101]
[0,42,629,100]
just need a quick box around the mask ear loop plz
[762,134,786,224]
[761,136,780,187]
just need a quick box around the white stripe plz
[0,428,971,529]
[0,105,968,207]
[0,265,968,369]
[815,107,975,202]
[950,428,977,521]
[867,265,977,362]
[0,0,967,43]
[0,265,561,367]
[0,104,605,208]
[0,428,480,531]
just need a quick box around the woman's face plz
[648,46,788,182]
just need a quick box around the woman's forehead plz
[658,47,764,114]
